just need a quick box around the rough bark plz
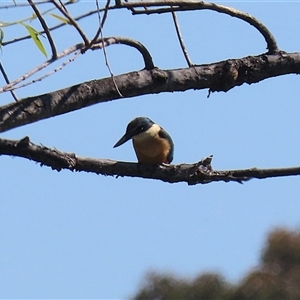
[1,52,300,133]
[1,136,300,185]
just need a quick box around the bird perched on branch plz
[113,117,174,164]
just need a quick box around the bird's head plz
[113,117,154,148]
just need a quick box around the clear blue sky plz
[1,1,300,299]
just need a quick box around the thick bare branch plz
[1,136,300,185]
[1,51,299,133]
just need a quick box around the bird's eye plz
[137,125,144,132]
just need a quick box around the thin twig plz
[0,0,51,9]
[0,0,75,29]
[100,41,123,98]
[91,0,123,97]
[0,43,83,93]
[124,1,278,53]
[0,62,19,101]
[2,0,78,46]
[28,0,58,59]
[58,0,68,13]
[171,9,192,67]
[50,0,89,46]
[12,51,81,91]
[86,0,111,50]
[0,37,154,93]
[2,1,278,54]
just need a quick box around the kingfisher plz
[113,117,174,164]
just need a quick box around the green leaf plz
[21,23,47,58]
[49,13,71,24]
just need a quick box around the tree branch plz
[87,0,123,97]
[124,1,279,53]
[1,136,300,185]
[1,51,299,133]
[2,0,78,46]
[14,51,81,91]
[0,0,52,9]
[0,36,154,93]
[0,62,19,102]
[171,10,193,67]
[87,0,111,50]
[28,0,58,59]
[2,0,277,55]
[50,0,89,46]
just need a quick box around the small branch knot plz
[151,68,168,84]
[17,136,30,148]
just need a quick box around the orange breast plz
[133,136,171,164]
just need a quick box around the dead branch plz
[1,136,300,185]
[1,51,299,133]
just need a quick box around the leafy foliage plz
[132,228,300,300]
[20,23,47,57]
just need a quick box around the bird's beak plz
[113,133,131,148]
